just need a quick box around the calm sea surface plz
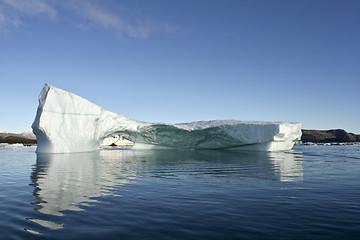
[0,144,359,240]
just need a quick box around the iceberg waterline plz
[32,84,302,153]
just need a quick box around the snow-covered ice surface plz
[32,84,302,153]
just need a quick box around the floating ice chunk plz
[0,143,36,150]
[101,135,134,147]
[32,84,301,153]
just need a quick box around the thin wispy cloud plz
[1,0,57,18]
[0,0,57,32]
[0,0,177,38]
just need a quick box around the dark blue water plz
[1,144,359,240]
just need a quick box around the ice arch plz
[32,84,301,153]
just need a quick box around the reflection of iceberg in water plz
[31,150,139,217]
[29,149,303,232]
[268,151,303,182]
[185,150,303,182]
[28,150,141,233]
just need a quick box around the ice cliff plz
[32,84,301,153]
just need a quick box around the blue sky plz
[0,0,359,133]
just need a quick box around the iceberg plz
[32,84,302,153]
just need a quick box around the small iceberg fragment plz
[32,84,301,153]
[101,135,134,147]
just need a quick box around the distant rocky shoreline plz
[1,129,359,146]
[0,131,37,145]
[301,129,360,144]
[0,135,37,145]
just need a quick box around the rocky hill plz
[0,131,37,145]
[301,129,360,143]
[0,136,37,145]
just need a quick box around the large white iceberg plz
[32,84,301,153]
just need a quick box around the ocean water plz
[0,144,359,240]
